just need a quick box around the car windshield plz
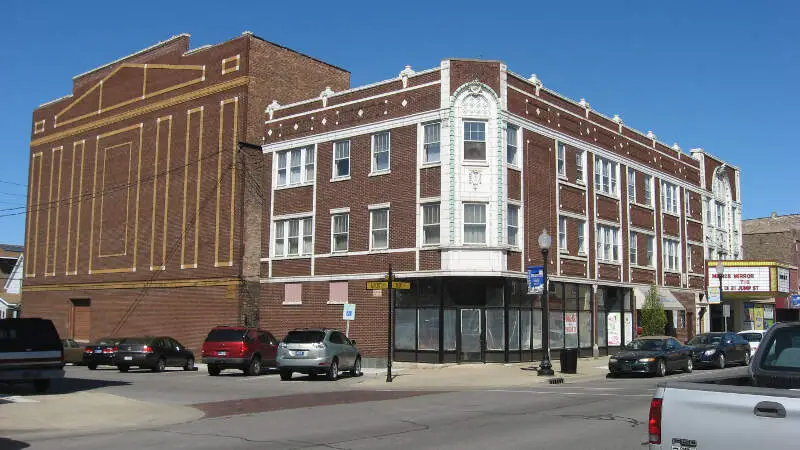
[119,337,152,345]
[94,337,118,346]
[739,333,763,343]
[205,329,246,342]
[762,327,800,371]
[284,330,326,344]
[625,339,665,351]
[688,334,723,345]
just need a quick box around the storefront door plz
[460,309,482,362]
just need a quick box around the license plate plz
[94,349,102,353]
[217,351,227,356]
[124,356,133,361]
[294,351,305,357]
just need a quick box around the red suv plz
[201,326,278,376]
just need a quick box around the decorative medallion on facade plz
[469,169,483,191]
[462,91,490,117]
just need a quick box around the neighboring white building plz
[0,246,23,319]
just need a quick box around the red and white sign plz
[565,313,578,335]
[708,266,771,293]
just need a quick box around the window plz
[333,140,350,178]
[423,122,441,163]
[557,142,566,176]
[661,181,679,214]
[643,174,653,206]
[284,283,302,305]
[558,216,567,251]
[332,213,349,252]
[506,124,518,165]
[463,121,486,161]
[663,239,680,271]
[646,236,655,267]
[508,205,519,246]
[422,203,440,245]
[629,232,638,265]
[372,131,390,173]
[685,192,691,215]
[706,199,713,225]
[274,217,313,257]
[276,147,314,187]
[576,150,585,182]
[627,168,636,202]
[370,208,389,250]
[463,203,486,244]
[716,201,724,228]
[594,156,618,196]
[596,225,620,262]
[577,221,586,254]
[687,246,693,272]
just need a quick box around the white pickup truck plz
[648,322,800,450]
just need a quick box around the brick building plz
[23,33,349,349]
[743,213,800,268]
[259,59,741,363]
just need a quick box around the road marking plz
[0,396,39,403]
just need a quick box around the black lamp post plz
[538,229,555,376]
[716,260,726,332]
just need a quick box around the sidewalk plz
[354,356,611,389]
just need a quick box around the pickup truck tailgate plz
[657,383,800,450]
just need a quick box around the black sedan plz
[82,337,122,370]
[687,332,751,369]
[608,336,693,377]
[115,337,195,373]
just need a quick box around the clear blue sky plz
[2,1,797,245]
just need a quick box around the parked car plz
[115,336,195,373]
[201,326,278,376]
[82,337,122,370]
[687,332,751,369]
[738,329,767,354]
[277,328,362,381]
[0,318,65,392]
[61,338,84,365]
[608,336,692,377]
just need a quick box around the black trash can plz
[560,348,578,374]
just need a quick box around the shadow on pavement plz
[0,437,30,449]
[0,377,130,396]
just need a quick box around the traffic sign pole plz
[387,263,393,383]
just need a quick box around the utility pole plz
[386,263,393,383]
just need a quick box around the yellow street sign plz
[392,281,411,290]
[365,281,412,290]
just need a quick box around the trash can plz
[560,348,578,374]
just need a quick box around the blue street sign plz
[527,266,544,294]
[790,294,800,309]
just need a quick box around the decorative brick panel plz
[560,258,587,278]
[686,221,703,243]
[507,169,521,201]
[632,267,657,284]
[630,205,654,231]
[559,185,586,215]
[597,263,621,281]
[664,272,681,287]
[688,275,705,290]
[662,214,680,237]
[596,196,620,223]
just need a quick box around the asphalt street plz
[1,365,737,450]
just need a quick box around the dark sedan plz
[115,337,195,373]
[608,336,692,377]
[687,332,751,369]
[82,337,121,370]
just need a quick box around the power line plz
[0,191,27,198]
[0,180,27,187]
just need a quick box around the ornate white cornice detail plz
[266,100,280,120]
[672,143,681,151]
[612,114,623,133]
[399,65,415,88]
[528,73,543,95]
[578,98,591,118]
[319,87,335,107]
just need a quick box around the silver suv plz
[277,328,362,381]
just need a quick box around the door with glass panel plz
[460,309,482,362]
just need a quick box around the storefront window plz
[486,285,504,307]
[395,309,416,350]
[444,309,457,351]
[533,309,543,349]
[417,309,439,350]
[579,285,591,311]
[550,311,564,349]
[521,309,532,350]
[508,309,520,351]
[418,279,440,306]
[564,311,579,348]
[597,311,607,347]
[608,312,622,346]
[579,311,593,348]
[565,284,579,311]
[486,309,505,350]
[549,283,564,310]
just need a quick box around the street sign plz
[527,266,544,294]
[723,304,731,318]
[365,281,411,290]
[707,286,720,304]
[342,303,356,321]
[791,294,800,309]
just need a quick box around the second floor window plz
[422,203,440,245]
[627,168,636,202]
[276,146,314,187]
[646,235,655,267]
[370,209,389,250]
[663,238,680,271]
[558,216,567,251]
[372,132,390,173]
[508,205,519,246]
[596,225,619,262]
[463,203,486,244]
[577,220,586,254]
[423,122,441,163]
[507,125,519,165]
[576,150,585,182]
[333,140,350,178]
[557,142,566,176]
[661,181,679,214]
[332,213,349,253]
[594,156,618,196]
[643,174,653,206]
[629,232,638,265]
[274,217,313,257]
[463,121,486,161]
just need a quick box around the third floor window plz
[463,121,486,161]
[372,131,391,173]
[594,156,618,196]
[423,122,440,164]
[661,181,679,214]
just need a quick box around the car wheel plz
[656,359,666,377]
[350,357,362,377]
[744,352,751,366]
[118,365,129,373]
[327,358,339,381]
[207,365,221,376]
[279,369,292,381]
[87,363,98,370]
[152,358,166,373]
[716,353,726,370]
[246,356,262,376]
[183,357,195,371]
[685,357,693,373]
[33,379,50,393]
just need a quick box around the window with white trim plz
[558,216,567,251]
[333,140,350,178]
[463,121,486,161]
[274,217,313,257]
[370,209,389,250]
[508,205,519,246]
[423,122,441,164]
[627,168,636,202]
[643,174,653,206]
[661,181,679,214]
[577,220,586,254]
[663,238,680,271]
[506,124,518,165]
[372,131,390,173]
[463,203,486,244]
[629,231,637,265]
[594,156,618,196]
[715,201,724,228]
[332,213,349,253]
[576,150,585,183]
[422,203,440,245]
[706,199,713,225]
[732,206,739,231]
[557,142,566,176]
[687,246,693,272]
[646,236,655,267]
[276,147,314,187]
[596,225,620,262]
[685,191,691,215]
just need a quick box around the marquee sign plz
[707,266,771,293]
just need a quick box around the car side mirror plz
[350,339,357,345]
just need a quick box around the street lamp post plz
[716,260,726,332]
[538,229,555,376]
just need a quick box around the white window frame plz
[463,202,487,245]
[331,213,349,253]
[594,156,618,196]
[557,142,566,177]
[333,140,350,179]
[506,124,519,166]
[558,216,567,252]
[685,191,691,215]
[276,146,314,187]
[508,204,520,247]
[576,150,585,183]
[422,203,440,246]
[577,220,586,254]
[629,231,637,265]
[273,217,313,257]
[643,174,653,206]
[715,201,724,228]
[463,120,487,162]
[371,131,391,174]
[646,235,655,267]
[596,225,620,262]
[627,168,636,202]
[423,122,441,164]
[687,245,693,272]
[661,181,679,215]
[370,208,390,251]
[663,238,680,271]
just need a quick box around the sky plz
[1,0,798,245]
